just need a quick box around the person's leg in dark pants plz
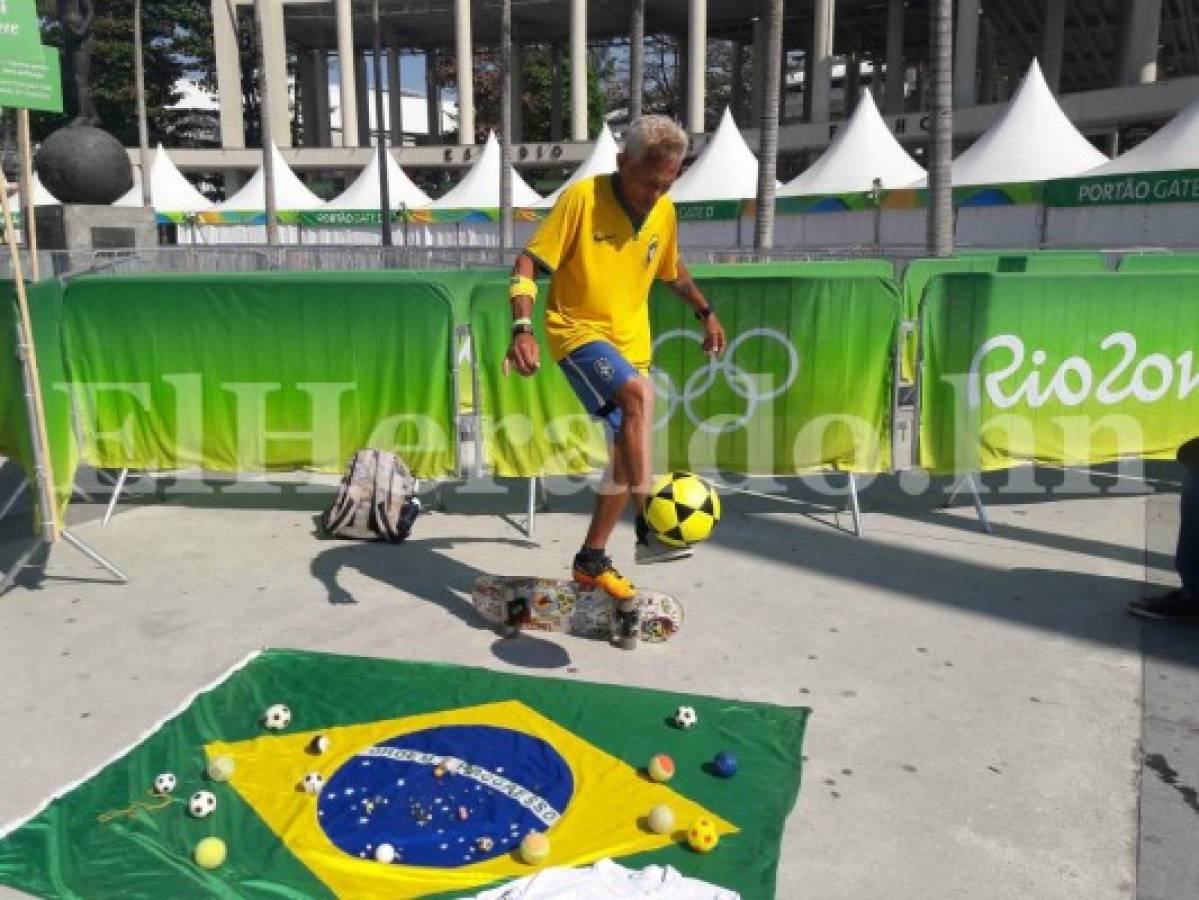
[1129,467,1199,620]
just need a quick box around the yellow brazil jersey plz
[523,174,680,371]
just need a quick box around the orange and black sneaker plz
[572,548,636,601]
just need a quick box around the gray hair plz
[623,115,688,163]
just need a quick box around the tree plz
[436,44,608,144]
[32,0,214,145]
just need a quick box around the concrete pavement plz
[0,460,1188,899]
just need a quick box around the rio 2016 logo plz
[967,331,1199,410]
[649,328,800,434]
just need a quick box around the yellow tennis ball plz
[206,755,235,782]
[687,817,719,854]
[647,753,675,783]
[519,831,551,865]
[194,836,227,869]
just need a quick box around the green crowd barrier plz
[1117,252,1199,272]
[686,259,896,280]
[469,280,608,478]
[918,272,1199,474]
[900,251,1109,382]
[61,273,459,479]
[650,276,898,475]
[0,279,78,524]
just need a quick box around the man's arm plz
[505,253,541,376]
[666,260,726,355]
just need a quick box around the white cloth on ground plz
[470,857,739,899]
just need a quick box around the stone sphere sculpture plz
[36,125,133,205]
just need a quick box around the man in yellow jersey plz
[505,115,726,600]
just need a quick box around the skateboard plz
[471,575,684,650]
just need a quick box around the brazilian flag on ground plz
[0,649,808,898]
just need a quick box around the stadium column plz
[388,50,403,145]
[570,0,588,140]
[212,0,245,149]
[426,49,441,139]
[357,52,372,145]
[299,50,319,145]
[313,50,332,146]
[455,0,476,144]
[1041,0,1066,92]
[1120,0,1162,85]
[953,0,979,109]
[883,0,905,114]
[260,0,291,147]
[336,0,358,147]
[809,0,834,123]
[687,0,706,134]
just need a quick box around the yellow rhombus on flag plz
[207,700,736,897]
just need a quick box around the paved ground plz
[0,459,1191,899]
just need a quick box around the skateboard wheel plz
[500,623,519,638]
[618,635,638,651]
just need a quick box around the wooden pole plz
[0,132,60,541]
[16,109,39,281]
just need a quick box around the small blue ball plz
[713,751,738,778]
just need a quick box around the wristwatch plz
[694,305,713,321]
[512,323,534,337]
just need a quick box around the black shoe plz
[1127,590,1199,621]
[633,515,692,565]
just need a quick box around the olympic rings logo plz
[649,327,801,434]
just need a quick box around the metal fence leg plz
[61,529,128,582]
[966,472,992,534]
[102,468,129,527]
[525,476,537,538]
[847,472,863,538]
[0,477,27,524]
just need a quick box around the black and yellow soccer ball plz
[645,471,721,548]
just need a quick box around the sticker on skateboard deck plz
[471,575,683,648]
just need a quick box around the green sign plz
[675,200,743,222]
[1045,169,1199,207]
[297,209,395,227]
[0,0,42,64]
[0,44,62,112]
[919,272,1199,474]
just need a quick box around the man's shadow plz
[308,527,572,669]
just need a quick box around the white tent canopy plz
[1081,95,1199,176]
[427,132,541,209]
[115,144,214,212]
[781,91,925,196]
[534,124,619,209]
[323,149,431,210]
[670,107,774,202]
[913,59,1106,187]
[5,174,59,211]
[217,142,323,211]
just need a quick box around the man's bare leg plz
[583,441,631,550]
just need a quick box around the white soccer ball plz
[188,790,218,818]
[674,705,699,729]
[263,703,292,730]
[152,773,177,795]
[310,734,330,755]
[302,772,324,795]
[375,842,396,864]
